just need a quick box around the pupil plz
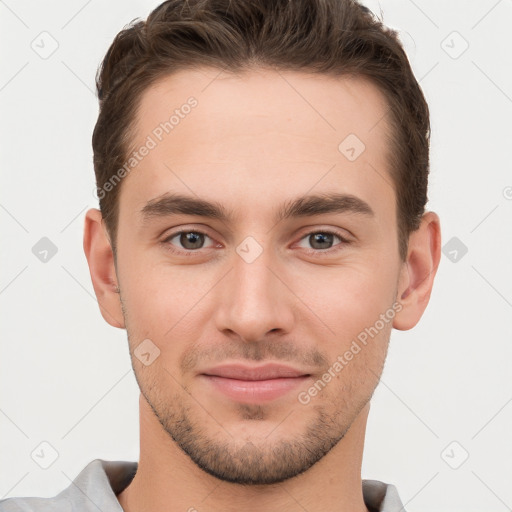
[311,233,332,250]
[181,232,203,249]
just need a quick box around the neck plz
[117,395,370,512]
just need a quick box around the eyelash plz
[161,228,351,257]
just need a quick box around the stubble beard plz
[137,378,373,485]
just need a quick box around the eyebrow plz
[140,192,375,225]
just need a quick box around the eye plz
[161,228,351,257]
[162,229,218,254]
[296,230,351,254]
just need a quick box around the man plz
[0,0,441,510]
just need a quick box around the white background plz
[1,1,511,510]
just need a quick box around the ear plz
[393,211,441,330]
[83,208,125,329]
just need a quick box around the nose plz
[213,243,296,343]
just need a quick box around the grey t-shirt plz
[0,459,407,511]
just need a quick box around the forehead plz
[121,66,395,224]
[134,66,391,153]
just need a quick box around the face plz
[114,67,404,484]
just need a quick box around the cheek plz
[118,253,218,348]
[291,261,397,334]
[118,247,176,308]
[298,321,390,413]
[328,316,392,387]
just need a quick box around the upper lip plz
[200,363,310,381]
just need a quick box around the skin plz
[83,67,441,512]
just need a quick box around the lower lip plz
[200,375,310,403]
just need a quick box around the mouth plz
[199,363,311,403]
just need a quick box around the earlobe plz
[393,211,441,331]
[83,208,125,329]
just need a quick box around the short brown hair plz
[92,0,430,261]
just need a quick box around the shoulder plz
[0,459,137,512]
[362,479,406,512]
[0,495,73,512]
